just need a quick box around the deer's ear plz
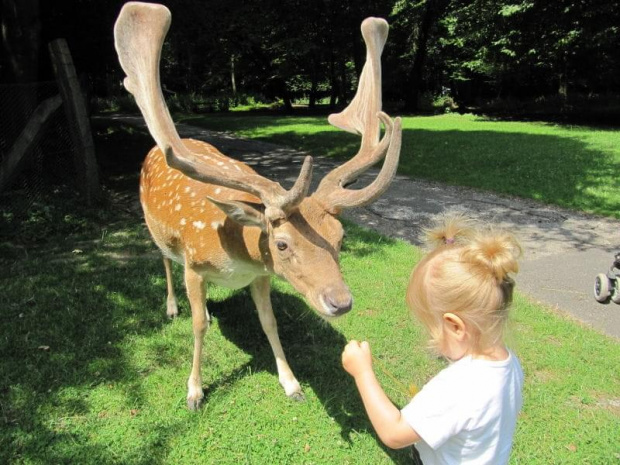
[207,197,266,231]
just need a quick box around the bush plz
[417,91,458,114]
[474,93,620,123]
[167,92,231,113]
[92,95,140,114]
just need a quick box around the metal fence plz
[0,81,79,229]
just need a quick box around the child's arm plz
[342,340,421,449]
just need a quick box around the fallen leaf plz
[37,345,50,351]
[304,444,310,453]
[566,444,577,452]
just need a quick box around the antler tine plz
[322,113,401,211]
[164,147,313,216]
[114,2,312,216]
[281,155,314,211]
[315,17,401,211]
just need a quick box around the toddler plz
[342,214,524,464]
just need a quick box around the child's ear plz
[443,313,466,340]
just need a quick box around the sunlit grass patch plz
[184,112,620,218]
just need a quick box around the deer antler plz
[314,17,401,212]
[113,2,313,218]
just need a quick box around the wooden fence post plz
[49,38,100,204]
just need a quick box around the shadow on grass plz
[211,289,412,463]
[0,244,172,463]
[0,221,407,464]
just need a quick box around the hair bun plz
[463,232,521,281]
[422,211,476,249]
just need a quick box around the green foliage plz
[435,0,620,101]
[166,92,232,114]
[416,91,457,114]
[10,0,620,118]
[92,95,139,114]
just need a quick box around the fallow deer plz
[114,2,401,409]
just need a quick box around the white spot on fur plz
[180,218,187,225]
[175,204,182,211]
[211,221,222,230]
[215,188,221,195]
[193,221,206,230]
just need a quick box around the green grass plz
[180,112,620,218]
[1,191,618,464]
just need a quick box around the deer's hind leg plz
[250,276,304,401]
[184,264,210,410]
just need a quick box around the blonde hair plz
[407,213,521,355]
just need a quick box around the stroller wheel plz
[611,279,620,304]
[594,273,611,303]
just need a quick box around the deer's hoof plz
[187,395,204,411]
[186,386,204,410]
[166,299,179,319]
[288,391,305,402]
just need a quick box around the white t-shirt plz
[401,350,523,465]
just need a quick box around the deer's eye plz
[276,240,288,251]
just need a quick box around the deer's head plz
[114,2,401,319]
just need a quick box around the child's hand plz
[342,340,373,378]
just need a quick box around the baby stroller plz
[593,252,620,303]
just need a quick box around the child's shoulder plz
[432,351,521,389]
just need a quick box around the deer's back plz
[140,139,262,271]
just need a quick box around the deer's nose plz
[323,287,353,316]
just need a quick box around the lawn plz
[1,117,619,463]
[180,112,620,218]
[1,181,618,463]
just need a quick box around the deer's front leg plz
[184,264,210,410]
[250,276,304,401]
[163,256,179,318]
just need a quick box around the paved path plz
[106,115,620,339]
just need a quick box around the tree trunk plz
[338,58,347,106]
[404,0,449,112]
[230,55,237,96]
[558,53,568,100]
[309,57,318,109]
[329,51,338,108]
[1,0,41,83]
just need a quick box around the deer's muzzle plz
[320,286,353,317]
